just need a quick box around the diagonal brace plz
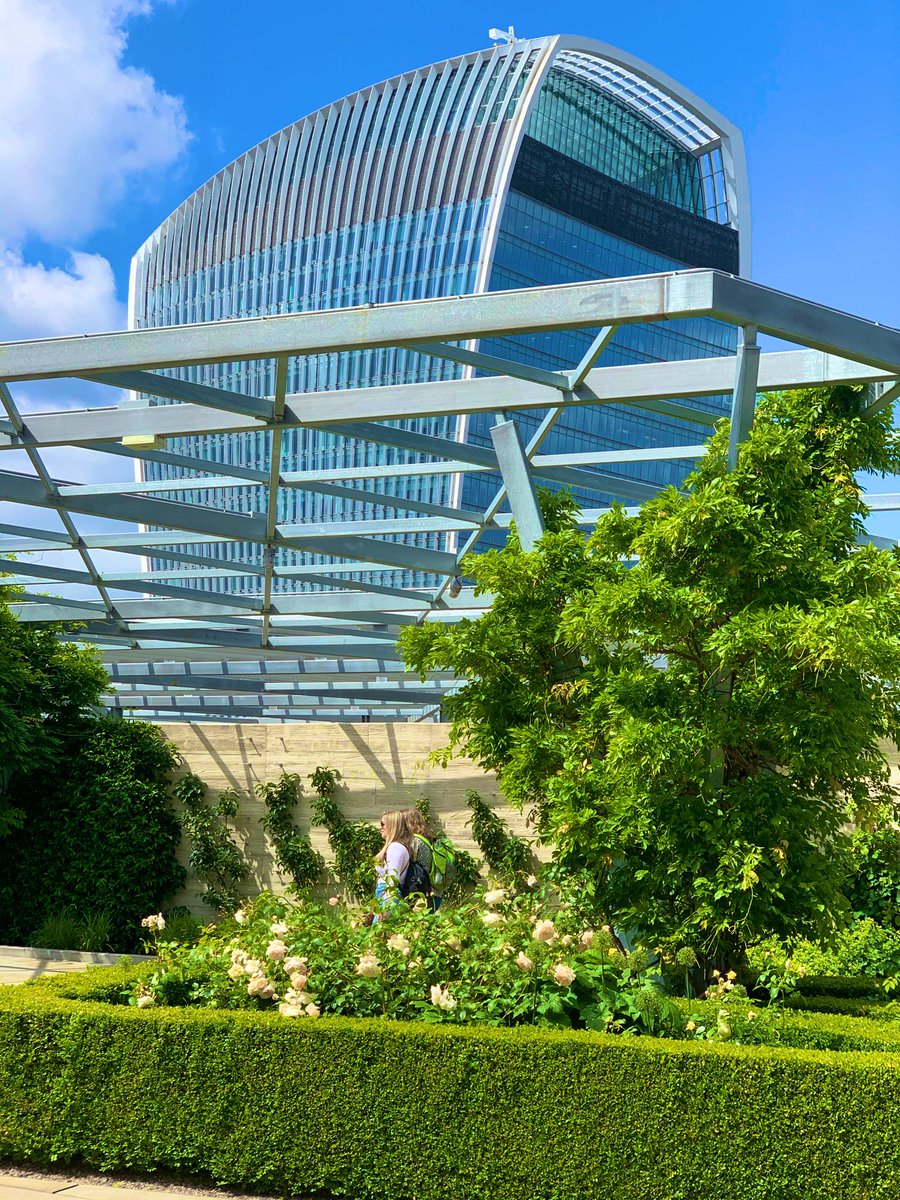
[489,420,545,552]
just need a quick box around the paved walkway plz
[0,1174,220,1200]
[0,947,152,986]
[0,953,89,986]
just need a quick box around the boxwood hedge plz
[795,974,885,999]
[4,967,900,1200]
[784,993,895,1018]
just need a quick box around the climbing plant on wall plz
[174,773,250,913]
[256,771,324,891]
[309,766,383,900]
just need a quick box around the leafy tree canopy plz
[0,586,108,834]
[400,387,900,964]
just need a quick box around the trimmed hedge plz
[795,974,884,999]
[784,993,894,1019]
[677,995,900,1051]
[6,970,900,1200]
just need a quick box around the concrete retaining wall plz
[159,722,526,917]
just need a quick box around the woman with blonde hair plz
[373,810,412,916]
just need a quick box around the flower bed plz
[129,891,682,1035]
[4,966,900,1200]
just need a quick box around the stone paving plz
[0,946,154,986]
[0,950,89,986]
[0,1174,220,1200]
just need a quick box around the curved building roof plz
[128,34,749,599]
[131,33,748,323]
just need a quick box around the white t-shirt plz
[377,841,410,890]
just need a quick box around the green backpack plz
[421,835,457,894]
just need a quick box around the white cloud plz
[0,248,123,338]
[0,0,189,244]
[0,0,189,340]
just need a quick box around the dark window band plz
[510,135,740,274]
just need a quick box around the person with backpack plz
[403,808,456,911]
[373,811,412,920]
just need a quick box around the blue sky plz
[110,0,900,328]
[3,0,898,338]
[0,0,897,547]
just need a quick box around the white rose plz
[227,963,245,980]
[429,984,456,1011]
[579,930,595,949]
[532,919,557,944]
[266,939,286,961]
[305,1003,321,1018]
[516,952,533,972]
[278,1002,301,1018]
[483,889,507,906]
[356,954,382,979]
[328,897,340,907]
[284,956,308,973]
[482,912,503,928]
[270,921,289,936]
[136,994,155,1009]
[234,909,246,925]
[290,972,308,990]
[285,988,314,1006]
[246,974,270,997]
[552,962,576,986]
[525,875,538,887]
[387,934,411,955]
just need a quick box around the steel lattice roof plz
[0,269,898,721]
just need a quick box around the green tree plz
[0,586,108,835]
[401,387,900,967]
[0,719,184,950]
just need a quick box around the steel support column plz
[727,326,761,469]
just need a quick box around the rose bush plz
[129,887,684,1035]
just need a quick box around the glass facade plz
[130,38,746,594]
[526,67,705,212]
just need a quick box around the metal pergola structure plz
[1,268,898,722]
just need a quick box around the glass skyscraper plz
[130,34,749,593]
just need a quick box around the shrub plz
[31,910,84,952]
[0,720,184,952]
[464,789,531,883]
[795,974,884,999]
[159,909,203,945]
[783,994,894,1019]
[31,909,113,953]
[6,969,900,1200]
[131,890,674,1036]
[847,825,900,927]
[752,919,900,980]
